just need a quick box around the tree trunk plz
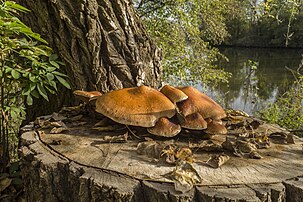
[16,0,162,119]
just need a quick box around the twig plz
[125,125,142,139]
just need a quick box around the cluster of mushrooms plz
[74,85,227,137]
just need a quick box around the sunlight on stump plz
[19,107,303,201]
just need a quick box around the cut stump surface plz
[20,112,303,202]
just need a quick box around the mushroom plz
[73,90,102,103]
[160,85,188,104]
[204,119,227,135]
[175,86,227,134]
[147,117,181,137]
[176,86,226,120]
[95,86,179,137]
[180,113,207,130]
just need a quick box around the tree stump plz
[19,110,303,202]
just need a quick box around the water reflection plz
[199,47,303,115]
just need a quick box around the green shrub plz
[257,73,303,130]
[0,0,70,164]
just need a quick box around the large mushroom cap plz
[95,86,176,127]
[160,85,188,103]
[177,86,226,120]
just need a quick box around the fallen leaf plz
[206,154,230,168]
[51,112,67,121]
[0,177,12,192]
[98,133,128,143]
[137,141,166,159]
[189,140,223,152]
[50,127,69,134]
[249,151,263,159]
[166,161,202,193]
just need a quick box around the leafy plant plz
[134,0,232,86]
[257,64,303,130]
[0,0,70,166]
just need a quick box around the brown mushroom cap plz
[180,113,207,130]
[205,120,227,135]
[147,117,181,137]
[73,90,102,103]
[160,85,188,103]
[177,86,226,120]
[95,86,176,127]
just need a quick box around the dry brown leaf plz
[166,161,202,193]
[0,177,12,192]
[51,113,67,121]
[249,151,263,159]
[50,127,69,134]
[137,141,166,159]
[98,133,128,143]
[206,154,230,168]
[189,140,223,152]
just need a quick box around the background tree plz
[224,0,303,47]
[134,0,234,87]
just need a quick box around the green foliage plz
[0,1,70,164]
[134,0,232,86]
[257,68,303,130]
[224,0,303,47]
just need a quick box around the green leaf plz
[5,1,30,13]
[49,54,58,61]
[50,60,59,68]
[46,73,54,81]
[50,80,57,91]
[45,85,56,94]
[30,89,39,98]
[22,71,29,77]
[4,66,12,73]
[52,71,67,77]
[22,83,36,96]
[55,75,71,89]
[11,110,17,120]
[47,66,57,72]
[29,74,37,82]
[11,69,20,79]
[26,94,33,105]
[37,83,49,101]
[0,71,2,78]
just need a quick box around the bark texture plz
[16,0,162,120]
[17,0,162,91]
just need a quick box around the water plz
[200,47,303,115]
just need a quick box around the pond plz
[199,47,303,115]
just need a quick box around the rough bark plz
[16,0,162,119]
[19,115,303,202]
